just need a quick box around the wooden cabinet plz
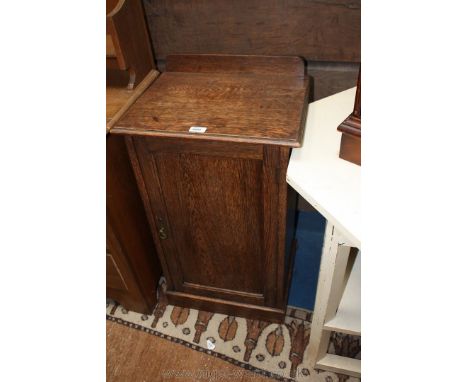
[107,135,162,314]
[114,54,310,322]
[106,0,161,313]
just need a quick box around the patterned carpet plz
[107,280,360,382]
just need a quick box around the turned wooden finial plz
[337,68,361,166]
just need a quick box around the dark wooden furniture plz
[107,0,154,90]
[107,135,162,313]
[106,0,160,132]
[106,0,162,313]
[112,54,310,322]
[338,70,361,166]
[141,0,360,211]
[142,0,361,101]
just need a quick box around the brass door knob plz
[158,227,168,240]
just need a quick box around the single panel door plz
[130,136,289,308]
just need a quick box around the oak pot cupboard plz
[113,54,310,322]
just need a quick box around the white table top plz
[287,87,361,248]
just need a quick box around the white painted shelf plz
[289,89,362,377]
[324,251,361,335]
[316,354,361,377]
[287,87,360,248]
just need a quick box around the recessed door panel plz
[154,152,264,297]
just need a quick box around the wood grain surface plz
[106,134,162,314]
[140,0,360,102]
[106,70,159,132]
[107,0,156,89]
[106,1,164,312]
[130,137,269,304]
[154,153,265,296]
[155,58,360,103]
[117,54,305,321]
[107,87,133,123]
[113,55,310,147]
[126,135,297,322]
[142,0,360,63]
[166,54,306,77]
[107,320,272,381]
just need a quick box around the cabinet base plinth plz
[166,290,286,323]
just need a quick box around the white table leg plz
[307,221,351,366]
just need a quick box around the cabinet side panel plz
[262,145,280,307]
[262,146,292,309]
[106,134,162,313]
[276,147,293,306]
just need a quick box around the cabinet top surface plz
[112,55,310,147]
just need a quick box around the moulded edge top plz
[111,54,310,147]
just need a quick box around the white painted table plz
[287,88,361,377]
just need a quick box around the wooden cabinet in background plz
[106,0,161,313]
[113,54,310,322]
[338,69,361,166]
[107,135,162,314]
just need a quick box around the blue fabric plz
[287,211,326,310]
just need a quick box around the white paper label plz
[206,339,215,350]
[189,126,207,133]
